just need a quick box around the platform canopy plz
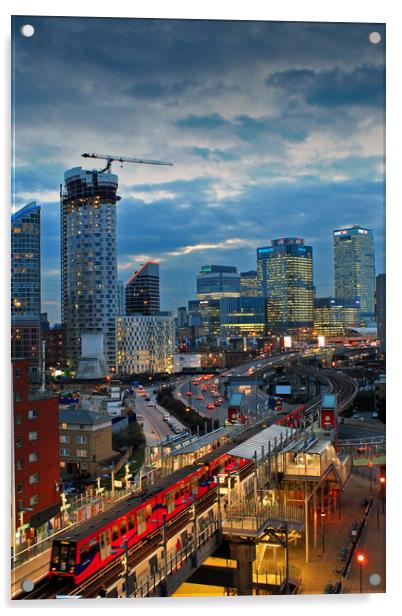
[228,424,294,463]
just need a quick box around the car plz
[147,402,154,407]
[163,415,170,422]
[145,396,151,401]
[371,412,379,418]
[214,401,221,407]
[207,404,214,410]
[196,394,203,400]
[186,391,192,396]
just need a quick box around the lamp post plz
[320,510,326,553]
[356,552,366,593]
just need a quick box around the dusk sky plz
[12,16,385,324]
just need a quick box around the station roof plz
[170,427,234,456]
[227,424,294,463]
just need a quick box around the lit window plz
[29,452,39,463]
[28,431,38,441]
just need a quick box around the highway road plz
[174,352,299,425]
[130,388,188,445]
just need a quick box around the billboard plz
[173,353,202,373]
[317,335,326,347]
[275,384,292,395]
[283,336,292,348]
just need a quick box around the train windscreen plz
[50,540,76,573]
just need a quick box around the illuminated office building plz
[261,237,314,333]
[61,167,119,370]
[125,261,160,316]
[376,273,386,353]
[116,313,174,375]
[188,298,221,336]
[333,226,375,322]
[196,265,240,300]
[220,297,266,337]
[11,202,41,378]
[240,270,261,297]
[314,297,361,337]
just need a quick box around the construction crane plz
[81,152,173,173]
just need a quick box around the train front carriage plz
[49,539,77,582]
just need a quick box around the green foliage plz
[156,390,213,434]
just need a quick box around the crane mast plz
[82,152,173,173]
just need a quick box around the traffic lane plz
[135,394,175,438]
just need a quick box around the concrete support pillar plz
[313,489,317,548]
[229,541,256,596]
[304,484,309,563]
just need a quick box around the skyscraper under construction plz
[61,167,119,371]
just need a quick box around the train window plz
[128,515,135,530]
[120,519,127,535]
[174,491,179,501]
[51,542,60,567]
[145,504,152,519]
[80,543,89,561]
[166,492,174,514]
[137,509,146,535]
[99,530,111,560]
[112,524,119,541]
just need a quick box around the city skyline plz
[12,17,385,323]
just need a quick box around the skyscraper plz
[220,296,266,337]
[333,226,375,321]
[125,261,160,315]
[261,237,314,333]
[376,273,386,353]
[11,202,41,378]
[196,264,240,300]
[314,297,361,337]
[61,167,119,370]
[240,270,261,297]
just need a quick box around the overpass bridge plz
[336,436,386,467]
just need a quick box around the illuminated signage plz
[283,336,292,348]
[317,335,326,347]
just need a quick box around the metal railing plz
[11,486,140,570]
[132,521,218,598]
[222,502,304,534]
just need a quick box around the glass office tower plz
[220,296,266,337]
[196,265,240,300]
[261,237,314,333]
[314,297,361,337]
[240,270,261,297]
[125,261,160,315]
[11,202,41,378]
[333,226,375,322]
[61,167,119,370]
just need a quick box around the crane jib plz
[81,152,173,167]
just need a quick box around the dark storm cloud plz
[11,16,385,321]
[266,64,385,107]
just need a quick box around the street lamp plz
[320,510,326,553]
[356,552,366,593]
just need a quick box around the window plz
[28,431,38,441]
[112,524,119,541]
[60,448,70,457]
[17,482,23,493]
[15,392,22,402]
[60,422,68,429]
[80,462,88,470]
[15,367,22,378]
[60,435,70,443]
[16,438,23,448]
[60,461,65,469]
[15,415,22,425]
[76,436,87,444]
[28,409,38,419]
[120,519,127,535]
[79,424,85,430]
[29,473,39,484]
[29,452,39,463]
[16,460,23,470]
[29,494,39,506]
[76,449,87,458]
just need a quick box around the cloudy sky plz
[12,16,385,324]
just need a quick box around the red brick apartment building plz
[12,360,61,534]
